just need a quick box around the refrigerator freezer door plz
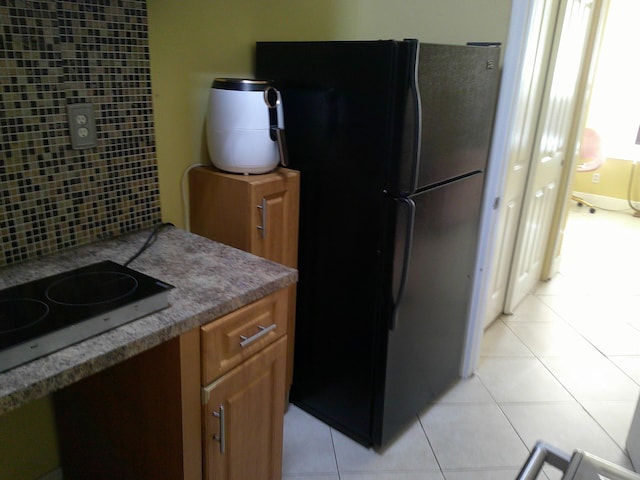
[375,172,485,445]
[415,44,500,189]
[256,40,417,195]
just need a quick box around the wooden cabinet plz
[202,338,286,480]
[189,167,299,269]
[189,167,299,392]
[54,289,288,480]
[201,290,287,480]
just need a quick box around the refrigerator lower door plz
[375,172,485,445]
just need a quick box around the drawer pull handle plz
[239,324,277,347]
[212,405,226,454]
[256,198,267,239]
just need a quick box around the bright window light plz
[586,0,640,161]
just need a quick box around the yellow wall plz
[572,157,640,201]
[147,0,513,228]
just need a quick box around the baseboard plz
[571,192,635,211]
[38,468,63,480]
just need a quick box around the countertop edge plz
[0,227,297,415]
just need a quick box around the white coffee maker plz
[206,78,287,174]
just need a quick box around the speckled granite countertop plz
[0,226,297,414]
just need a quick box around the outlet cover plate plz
[67,103,97,149]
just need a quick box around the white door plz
[542,0,608,280]
[483,0,561,326]
[504,0,597,313]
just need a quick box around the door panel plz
[513,184,557,289]
[251,174,300,268]
[202,337,286,480]
[486,197,521,322]
[484,0,561,325]
[506,0,596,312]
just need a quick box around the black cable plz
[123,222,174,267]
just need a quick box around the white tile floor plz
[282,205,640,479]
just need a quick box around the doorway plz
[546,0,640,310]
[567,0,640,214]
[462,0,608,376]
[470,0,640,368]
[485,0,608,322]
[501,0,606,318]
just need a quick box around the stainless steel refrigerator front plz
[256,40,500,446]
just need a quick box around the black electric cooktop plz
[0,260,174,373]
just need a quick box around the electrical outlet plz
[67,103,97,149]
[592,172,600,183]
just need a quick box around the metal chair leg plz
[516,441,571,480]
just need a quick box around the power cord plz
[123,222,175,267]
[123,161,208,267]
[123,161,209,266]
[181,163,208,232]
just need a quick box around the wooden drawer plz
[201,289,287,385]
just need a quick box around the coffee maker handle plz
[273,127,288,167]
[265,87,288,167]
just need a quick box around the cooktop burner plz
[0,261,174,373]
[46,271,139,306]
[0,299,49,334]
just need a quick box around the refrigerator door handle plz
[390,197,415,330]
[407,41,422,194]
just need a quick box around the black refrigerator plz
[256,39,500,447]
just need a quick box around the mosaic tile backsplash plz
[0,0,161,266]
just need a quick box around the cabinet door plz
[189,167,299,269]
[250,176,299,393]
[250,173,299,268]
[202,337,286,480]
